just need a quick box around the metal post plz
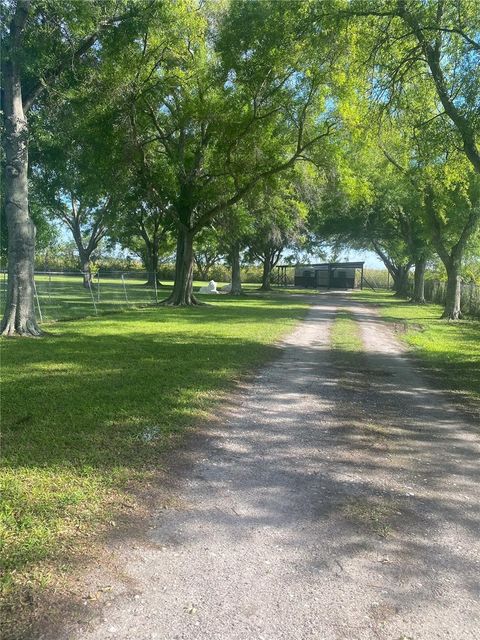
[153,271,158,304]
[122,274,129,304]
[33,279,43,323]
[88,278,98,316]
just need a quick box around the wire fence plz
[362,270,480,318]
[1,270,479,323]
[421,279,480,318]
[0,271,169,323]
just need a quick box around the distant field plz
[354,289,480,408]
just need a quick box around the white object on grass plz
[198,280,219,294]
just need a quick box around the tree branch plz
[23,7,139,111]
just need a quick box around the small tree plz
[31,99,121,287]
[245,178,308,291]
[112,197,175,287]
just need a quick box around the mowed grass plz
[353,290,480,406]
[329,308,367,393]
[0,294,308,609]
[330,309,363,353]
[0,274,308,323]
[0,275,232,323]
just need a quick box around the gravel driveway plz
[63,293,479,640]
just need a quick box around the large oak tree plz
[109,0,343,305]
[1,0,148,335]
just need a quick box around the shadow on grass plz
[1,296,310,598]
[147,302,480,611]
[2,298,310,467]
[2,293,480,638]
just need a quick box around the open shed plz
[275,262,364,289]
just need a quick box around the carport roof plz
[278,262,365,269]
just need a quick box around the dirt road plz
[62,293,479,640]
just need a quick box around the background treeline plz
[2,0,480,335]
[30,245,480,288]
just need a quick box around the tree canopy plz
[2,0,479,333]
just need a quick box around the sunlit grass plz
[0,274,309,324]
[354,290,480,405]
[331,308,363,353]
[0,294,308,608]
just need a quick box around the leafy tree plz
[112,198,175,287]
[31,127,114,286]
[310,133,432,299]
[380,115,480,316]
[111,0,341,305]
[422,167,480,317]
[344,0,480,317]
[245,177,308,291]
[193,228,224,282]
[1,0,146,335]
[220,203,254,295]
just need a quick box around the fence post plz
[153,271,158,304]
[88,278,98,316]
[33,279,43,323]
[122,273,129,304]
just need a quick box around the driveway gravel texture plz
[46,293,480,640]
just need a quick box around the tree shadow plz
[2,295,479,638]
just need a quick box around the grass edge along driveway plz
[0,293,309,628]
[353,289,480,409]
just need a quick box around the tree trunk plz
[1,58,41,336]
[392,266,410,298]
[442,261,462,319]
[144,243,162,287]
[411,258,426,303]
[423,185,477,319]
[81,257,93,288]
[230,241,243,295]
[161,226,199,306]
[258,258,273,291]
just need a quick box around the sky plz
[57,225,386,271]
[330,249,384,269]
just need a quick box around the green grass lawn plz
[1,275,233,323]
[331,309,363,353]
[353,290,480,407]
[0,293,308,616]
[0,274,304,324]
